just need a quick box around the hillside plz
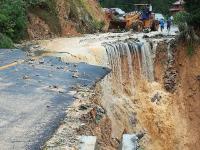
[27,0,108,40]
[0,0,108,47]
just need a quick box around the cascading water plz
[102,39,155,95]
[99,38,159,139]
[39,31,180,150]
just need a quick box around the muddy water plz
[39,30,183,150]
[100,38,168,140]
[97,35,179,150]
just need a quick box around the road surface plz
[0,49,109,150]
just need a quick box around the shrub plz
[173,11,190,26]
[0,33,14,48]
[178,23,199,56]
[93,21,105,31]
[184,0,200,28]
[0,0,27,42]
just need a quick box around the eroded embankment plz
[97,37,177,150]
[39,31,200,150]
[98,39,200,150]
[171,44,200,150]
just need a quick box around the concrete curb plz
[79,136,97,150]
[120,134,138,150]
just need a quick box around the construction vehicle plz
[125,4,159,31]
[105,4,159,32]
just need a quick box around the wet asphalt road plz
[0,49,108,150]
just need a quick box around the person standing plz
[160,19,165,32]
[167,18,172,32]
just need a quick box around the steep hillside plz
[27,0,108,40]
[172,44,200,150]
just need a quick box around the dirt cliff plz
[27,0,108,40]
[153,42,200,150]
[172,44,200,150]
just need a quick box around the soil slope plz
[172,44,200,150]
[27,0,108,40]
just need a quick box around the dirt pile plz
[27,0,108,40]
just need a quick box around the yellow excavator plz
[125,4,159,31]
[106,3,159,32]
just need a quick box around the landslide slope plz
[27,0,107,40]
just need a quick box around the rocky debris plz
[39,59,45,64]
[49,85,58,89]
[48,85,66,93]
[23,75,31,80]
[73,91,90,99]
[163,41,178,92]
[70,66,80,78]
[79,104,91,110]
[129,112,137,127]
[153,34,164,38]
[26,58,36,64]
[73,64,78,67]
[151,92,162,103]
[136,132,145,140]
[56,66,64,69]
[164,65,178,92]
[143,35,150,38]
[19,42,47,57]
[43,83,108,150]
[72,72,80,78]
[80,105,106,124]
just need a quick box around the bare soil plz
[172,44,200,150]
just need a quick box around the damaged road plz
[0,49,109,150]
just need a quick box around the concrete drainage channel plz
[79,134,138,150]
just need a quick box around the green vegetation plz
[0,0,198,49]
[0,0,105,48]
[28,0,61,34]
[179,23,198,56]
[0,0,58,48]
[79,0,105,31]
[180,0,200,56]
[0,0,26,48]
[174,12,190,26]
[0,33,14,48]
[92,21,105,31]
[0,0,44,48]
[184,0,200,29]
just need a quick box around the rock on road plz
[0,49,109,150]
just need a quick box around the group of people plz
[159,18,172,32]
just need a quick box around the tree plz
[184,0,200,28]
[0,0,26,41]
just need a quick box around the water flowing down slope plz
[39,29,198,150]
